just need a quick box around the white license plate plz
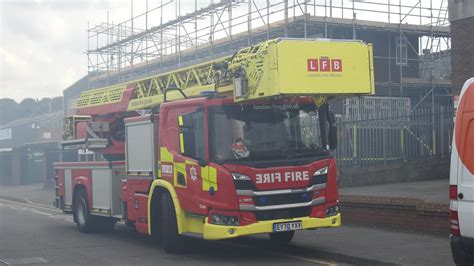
[273,221,302,232]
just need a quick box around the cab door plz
[456,83,474,238]
[174,108,211,216]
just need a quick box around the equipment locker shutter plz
[125,119,155,174]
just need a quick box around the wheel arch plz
[148,179,185,235]
[72,184,87,222]
[72,175,92,209]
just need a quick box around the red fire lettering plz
[320,58,330,72]
[332,59,342,72]
[307,59,318,72]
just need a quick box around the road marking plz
[0,257,49,265]
[274,253,339,265]
[0,199,61,213]
[0,199,73,223]
[23,198,54,209]
[24,198,33,204]
[50,215,74,223]
[219,241,340,265]
[31,210,54,216]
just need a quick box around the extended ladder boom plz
[75,38,374,114]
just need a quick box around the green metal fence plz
[334,106,453,168]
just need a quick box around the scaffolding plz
[86,0,451,111]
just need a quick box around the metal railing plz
[333,105,453,168]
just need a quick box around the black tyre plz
[269,231,295,243]
[73,188,117,233]
[455,255,473,266]
[160,192,182,253]
[73,188,95,233]
[150,200,162,246]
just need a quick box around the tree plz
[0,96,64,125]
[19,98,38,118]
[0,98,19,124]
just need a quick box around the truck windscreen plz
[209,102,326,163]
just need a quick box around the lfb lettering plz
[320,58,330,72]
[332,59,342,72]
[307,59,318,71]
[307,58,343,72]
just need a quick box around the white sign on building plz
[0,128,12,140]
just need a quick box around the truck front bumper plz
[202,213,341,240]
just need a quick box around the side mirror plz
[327,111,338,151]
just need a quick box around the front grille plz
[253,192,312,206]
[234,180,256,190]
[255,206,311,221]
[309,174,327,186]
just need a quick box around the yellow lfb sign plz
[239,39,375,101]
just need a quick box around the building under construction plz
[64,0,451,111]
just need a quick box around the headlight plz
[232,173,251,181]
[211,214,239,226]
[313,166,328,176]
[212,214,222,224]
[326,205,339,216]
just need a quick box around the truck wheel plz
[160,192,182,253]
[150,200,162,246]
[74,188,95,233]
[269,231,295,243]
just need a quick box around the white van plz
[450,78,474,266]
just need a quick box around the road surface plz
[0,197,453,265]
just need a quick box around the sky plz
[0,0,219,102]
[0,0,133,101]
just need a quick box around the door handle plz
[458,193,464,200]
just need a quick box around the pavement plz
[339,179,449,204]
[0,181,455,265]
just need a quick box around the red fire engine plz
[54,38,374,252]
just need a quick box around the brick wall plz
[451,16,474,95]
[340,195,449,235]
